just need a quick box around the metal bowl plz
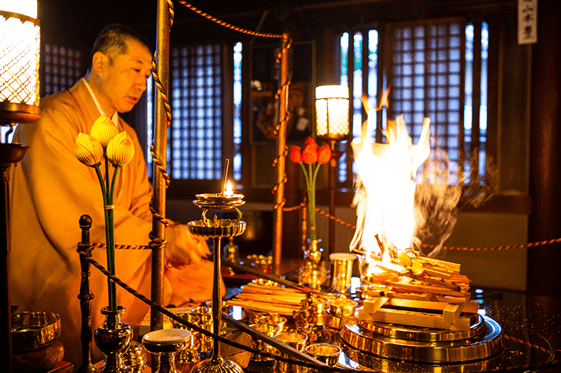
[12,311,61,352]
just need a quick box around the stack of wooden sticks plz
[357,256,479,332]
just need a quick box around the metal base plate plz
[341,315,504,364]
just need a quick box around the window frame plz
[334,17,498,202]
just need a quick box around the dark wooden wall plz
[528,0,561,297]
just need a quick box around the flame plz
[224,180,234,197]
[350,97,431,266]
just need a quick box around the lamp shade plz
[315,85,349,141]
[0,5,40,124]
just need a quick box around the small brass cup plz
[305,343,341,370]
[192,306,213,353]
[329,253,356,293]
[328,298,357,318]
[249,323,277,361]
[275,332,308,373]
[256,314,287,334]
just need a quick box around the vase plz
[94,306,133,373]
[299,239,328,290]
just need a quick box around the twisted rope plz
[91,243,151,250]
[283,204,561,252]
[178,1,283,39]
[282,202,306,212]
[149,200,171,228]
[431,238,561,252]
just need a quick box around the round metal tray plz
[188,219,246,238]
[357,313,485,342]
[341,315,504,363]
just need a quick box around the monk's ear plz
[92,51,109,76]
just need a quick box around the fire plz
[224,180,234,197]
[350,92,431,273]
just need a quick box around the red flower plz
[289,145,302,163]
[302,143,318,164]
[303,137,318,151]
[317,145,332,164]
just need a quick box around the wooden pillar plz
[151,0,170,331]
[272,32,290,275]
[528,0,561,296]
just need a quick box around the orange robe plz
[10,79,215,367]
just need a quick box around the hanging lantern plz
[0,0,40,124]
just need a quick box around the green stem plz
[93,163,107,197]
[104,155,110,202]
[298,162,310,186]
[308,163,317,242]
[94,159,117,311]
[106,165,121,311]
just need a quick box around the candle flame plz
[224,181,234,197]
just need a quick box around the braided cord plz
[283,203,561,252]
[178,1,283,39]
[91,243,150,250]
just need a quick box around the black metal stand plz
[76,215,97,373]
[1,143,28,373]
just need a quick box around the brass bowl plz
[328,298,358,318]
[256,314,287,334]
[12,311,61,352]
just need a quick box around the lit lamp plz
[315,85,349,141]
[315,85,349,256]
[0,2,40,372]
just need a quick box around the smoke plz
[413,147,497,258]
[414,148,462,258]
[458,150,497,210]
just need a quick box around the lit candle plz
[224,180,234,197]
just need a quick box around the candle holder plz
[187,191,246,373]
[142,328,191,373]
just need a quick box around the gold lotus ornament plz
[75,133,104,166]
[107,132,134,166]
[91,115,120,146]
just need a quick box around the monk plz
[10,24,218,368]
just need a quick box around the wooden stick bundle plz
[358,255,478,331]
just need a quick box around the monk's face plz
[100,38,152,114]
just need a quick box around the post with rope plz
[150,0,171,333]
[272,32,290,276]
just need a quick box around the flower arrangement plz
[289,137,332,243]
[75,115,135,311]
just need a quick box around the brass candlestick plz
[188,190,246,373]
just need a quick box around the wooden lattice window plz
[338,18,489,188]
[387,19,465,184]
[168,43,223,180]
[41,42,84,97]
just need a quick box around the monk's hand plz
[165,224,211,267]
